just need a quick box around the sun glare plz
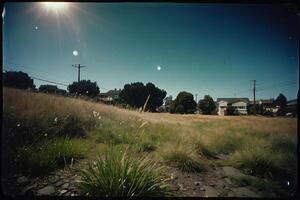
[42,2,68,12]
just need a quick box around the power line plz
[30,76,69,87]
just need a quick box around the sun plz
[42,2,69,12]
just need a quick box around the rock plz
[224,178,233,185]
[59,189,68,195]
[48,176,59,183]
[215,180,226,188]
[178,183,186,191]
[200,187,205,191]
[209,183,215,186]
[227,191,236,197]
[21,185,35,195]
[194,181,201,186]
[166,185,180,192]
[222,167,245,177]
[55,181,64,187]
[37,186,56,195]
[231,187,261,197]
[61,183,69,189]
[17,176,29,184]
[203,186,219,197]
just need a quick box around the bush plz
[79,146,166,196]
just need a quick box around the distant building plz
[217,98,250,115]
[286,99,297,117]
[98,89,121,103]
[249,99,276,112]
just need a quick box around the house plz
[249,99,276,112]
[285,99,297,117]
[98,89,121,103]
[217,98,250,115]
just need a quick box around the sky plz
[2,2,299,101]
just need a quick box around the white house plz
[217,98,250,115]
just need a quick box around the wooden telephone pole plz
[252,80,257,115]
[72,64,87,82]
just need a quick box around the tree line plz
[3,70,291,116]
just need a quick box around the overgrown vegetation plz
[2,87,297,197]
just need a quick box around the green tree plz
[226,105,236,115]
[275,93,287,116]
[198,95,216,115]
[3,71,35,90]
[68,80,100,97]
[172,91,197,114]
[39,84,58,93]
[119,82,166,112]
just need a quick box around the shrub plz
[79,146,166,196]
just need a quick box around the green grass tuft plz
[161,143,206,172]
[17,137,90,176]
[78,146,166,197]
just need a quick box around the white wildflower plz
[54,117,58,124]
[44,133,48,137]
[98,116,101,120]
[287,181,290,186]
[17,124,21,127]
[170,173,174,180]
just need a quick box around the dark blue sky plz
[3,3,299,100]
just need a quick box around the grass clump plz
[225,145,282,178]
[79,146,166,197]
[161,143,206,172]
[211,131,247,155]
[17,137,90,176]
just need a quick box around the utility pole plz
[252,80,257,115]
[72,64,87,82]
[195,93,198,103]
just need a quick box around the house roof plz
[104,89,121,97]
[287,99,297,106]
[217,98,250,104]
[249,99,274,105]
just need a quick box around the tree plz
[198,95,216,115]
[145,83,167,112]
[275,93,287,116]
[119,82,166,112]
[39,84,58,93]
[172,91,197,114]
[225,105,236,115]
[3,71,35,90]
[68,80,100,97]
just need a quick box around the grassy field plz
[2,87,297,197]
